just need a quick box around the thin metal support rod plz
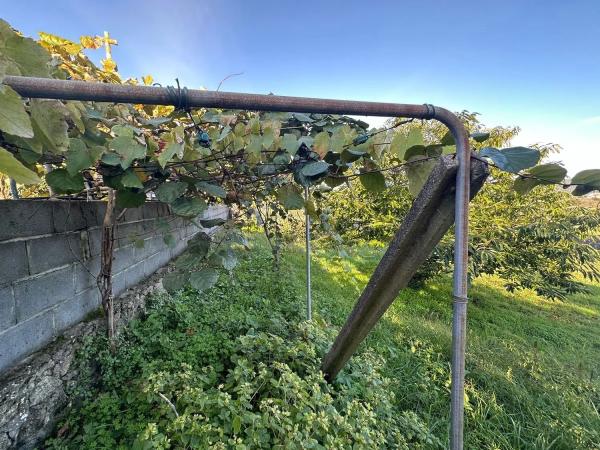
[9,179,19,199]
[1,75,471,449]
[305,186,312,321]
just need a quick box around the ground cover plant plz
[47,237,600,449]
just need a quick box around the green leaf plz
[0,146,40,184]
[571,169,600,188]
[157,142,183,168]
[479,146,540,173]
[162,271,190,293]
[30,99,69,153]
[140,117,172,127]
[196,181,226,198]
[116,190,146,208]
[0,19,51,77]
[340,149,367,163]
[359,170,386,192]
[513,164,567,195]
[155,182,187,203]
[189,268,219,292]
[471,131,490,143]
[171,197,207,217]
[277,184,305,210]
[101,152,121,166]
[405,156,437,197]
[110,136,147,169]
[199,217,226,227]
[0,85,33,137]
[389,128,423,160]
[440,131,455,145]
[120,170,144,189]
[292,113,313,123]
[301,161,330,177]
[46,168,84,194]
[313,131,330,158]
[66,138,103,175]
[232,416,242,435]
[281,133,299,154]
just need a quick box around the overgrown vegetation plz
[48,238,600,449]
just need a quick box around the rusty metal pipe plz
[2,75,471,450]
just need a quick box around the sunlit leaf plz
[405,156,436,197]
[313,131,330,158]
[0,146,40,184]
[0,85,33,138]
[479,146,540,173]
[513,164,567,195]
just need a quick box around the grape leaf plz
[513,164,567,195]
[405,156,436,197]
[116,190,146,207]
[171,197,207,217]
[196,181,226,198]
[313,131,330,158]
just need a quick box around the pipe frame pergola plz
[2,76,471,450]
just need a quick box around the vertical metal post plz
[305,185,312,321]
[444,112,471,450]
[9,179,19,199]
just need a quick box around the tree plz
[326,115,600,298]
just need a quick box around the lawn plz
[47,237,600,449]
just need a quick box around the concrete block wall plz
[0,200,228,373]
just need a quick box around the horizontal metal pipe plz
[4,76,436,118]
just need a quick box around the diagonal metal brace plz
[321,155,488,380]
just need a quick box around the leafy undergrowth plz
[48,238,600,449]
[46,242,438,450]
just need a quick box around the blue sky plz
[3,0,599,174]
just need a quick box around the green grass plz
[49,236,600,449]
[295,241,600,449]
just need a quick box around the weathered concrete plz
[0,271,166,450]
[0,200,228,374]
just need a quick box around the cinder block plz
[116,222,143,248]
[0,309,55,373]
[52,201,87,233]
[142,202,161,220]
[88,228,102,257]
[81,201,106,228]
[125,261,146,286]
[112,270,127,297]
[27,234,84,275]
[112,245,136,273]
[0,285,16,332]
[74,257,101,294]
[0,200,54,241]
[53,288,100,332]
[118,207,144,223]
[0,241,29,285]
[14,266,74,321]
